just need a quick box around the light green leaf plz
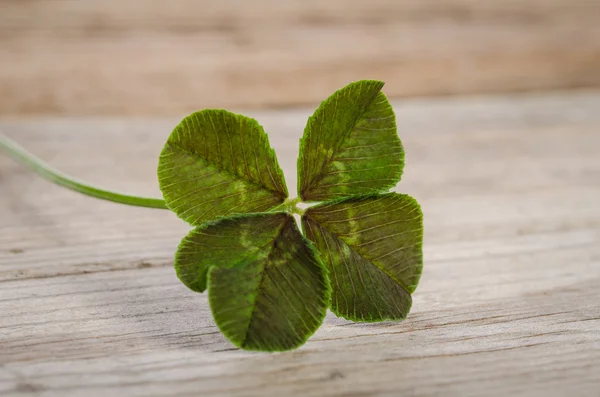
[176,213,330,351]
[298,80,404,202]
[158,109,288,226]
[302,193,422,322]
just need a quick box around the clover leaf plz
[159,80,422,350]
[298,80,404,202]
[302,193,422,322]
[0,79,423,353]
[158,109,288,226]
[179,213,329,351]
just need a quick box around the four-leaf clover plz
[158,80,423,352]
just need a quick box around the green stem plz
[289,198,305,216]
[0,132,168,209]
[266,197,305,216]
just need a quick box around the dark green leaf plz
[176,213,330,351]
[158,109,288,226]
[302,193,422,322]
[298,80,404,202]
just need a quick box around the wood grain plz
[1,0,600,115]
[1,91,600,396]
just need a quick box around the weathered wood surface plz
[1,91,600,396]
[2,0,600,114]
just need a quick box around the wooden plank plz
[1,0,600,114]
[0,91,599,396]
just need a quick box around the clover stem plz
[0,132,168,209]
[277,197,305,216]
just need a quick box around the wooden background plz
[1,1,600,396]
[1,92,600,396]
[1,0,600,114]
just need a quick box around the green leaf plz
[298,80,404,202]
[175,212,284,293]
[158,109,288,226]
[175,213,330,351]
[302,193,422,322]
